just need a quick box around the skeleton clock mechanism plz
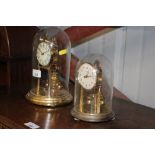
[26,27,73,107]
[71,54,114,122]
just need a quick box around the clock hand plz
[84,75,92,78]
[41,50,48,55]
[83,74,88,78]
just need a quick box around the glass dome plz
[71,53,114,122]
[26,27,73,107]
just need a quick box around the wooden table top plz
[0,92,155,129]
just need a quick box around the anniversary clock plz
[71,54,114,122]
[26,27,73,107]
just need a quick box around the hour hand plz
[84,74,91,78]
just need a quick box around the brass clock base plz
[71,110,114,122]
[26,89,73,107]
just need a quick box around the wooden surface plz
[65,26,119,47]
[0,87,154,129]
[0,26,39,94]
[0,26,154,129]
[0,26,38,57]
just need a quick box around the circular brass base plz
[26,89,73,107]
[71,109,114,122]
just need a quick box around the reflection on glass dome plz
[71,54,114,122]
[26,27,72,107]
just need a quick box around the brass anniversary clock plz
[26,27,73,107]
[71,54,114,122]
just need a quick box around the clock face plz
[77,63,97,90]
[36,42,52,66]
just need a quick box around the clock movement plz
[26,27,73,107]
[71,54,114,122]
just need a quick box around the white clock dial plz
[77,63,97,90]
[36,42,52,66]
